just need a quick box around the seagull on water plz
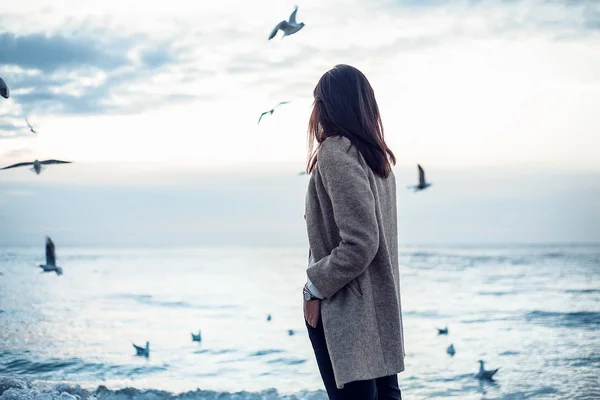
[447,344,456,356]
[1,159,72,175]
[191,330,202,342]
[258,101,289,125]
[39,236,63,276]
[476,360,499,380]
[0,77,9,99]
[25,118,38,134]
[269,5,305,40]
[408,164,432,192]
[437,326,448,335]
[133,341,150,357]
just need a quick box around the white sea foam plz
[0,377,326,400]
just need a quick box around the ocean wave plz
[106,294,236,310]
[193,349,237,355]
[399,249,600,268]
[460,315,518,324]
[403,310,449,319]
[478,291,515,296]
[400,251,515,264]
[250,350,284,357]
[109,294,195,309]
[0,358,166,378]
[0,377,326,400]
[542,252,565,259]
[265,358,306,366]
[499,387,559,399]
[524,311,600,329]
[566,356,600,368]
[564,289,600,295]
[401,251,439,258]
[1,359,80,375]
[0,252,19,261]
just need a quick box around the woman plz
[303,64,405,399]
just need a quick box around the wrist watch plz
[303,285,319,301]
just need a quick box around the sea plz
[0,244,598,400]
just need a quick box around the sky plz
[1,0,599,246]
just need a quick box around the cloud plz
[215,0,600,103]
[0,121,31,139]
[1,0,598,141]
[584,8,600,31]
[140,48,174,69]
[0,31,195,134]
[2,148,34,159]
[10,66,198,115]
[0,32,129,72]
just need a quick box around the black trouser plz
[306,319,402,400]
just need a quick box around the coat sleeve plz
[306,137,379,299]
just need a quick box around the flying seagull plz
[258,101,289,125]
[0,77,9,99]
[39,236,63,275]
[268,5,305,40]
[191,330,202,342]
[25,118,37,134]
[476,360,500,380]
[1,159,72,175]
[447,344,456,356]
[437,326,448,335]
[133,341,150,357]
[408,164,432,191]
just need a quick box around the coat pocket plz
[348,279,362,298]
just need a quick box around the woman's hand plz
[304,298,321,328]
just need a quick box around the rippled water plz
[0,245,599,399]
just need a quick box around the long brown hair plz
[306,64,396,178]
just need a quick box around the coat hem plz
[334,364,406,389]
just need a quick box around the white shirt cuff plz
[306,277,324,299]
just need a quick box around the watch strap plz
[303,285,318,301]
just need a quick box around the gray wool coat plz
[305,135,405,388]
